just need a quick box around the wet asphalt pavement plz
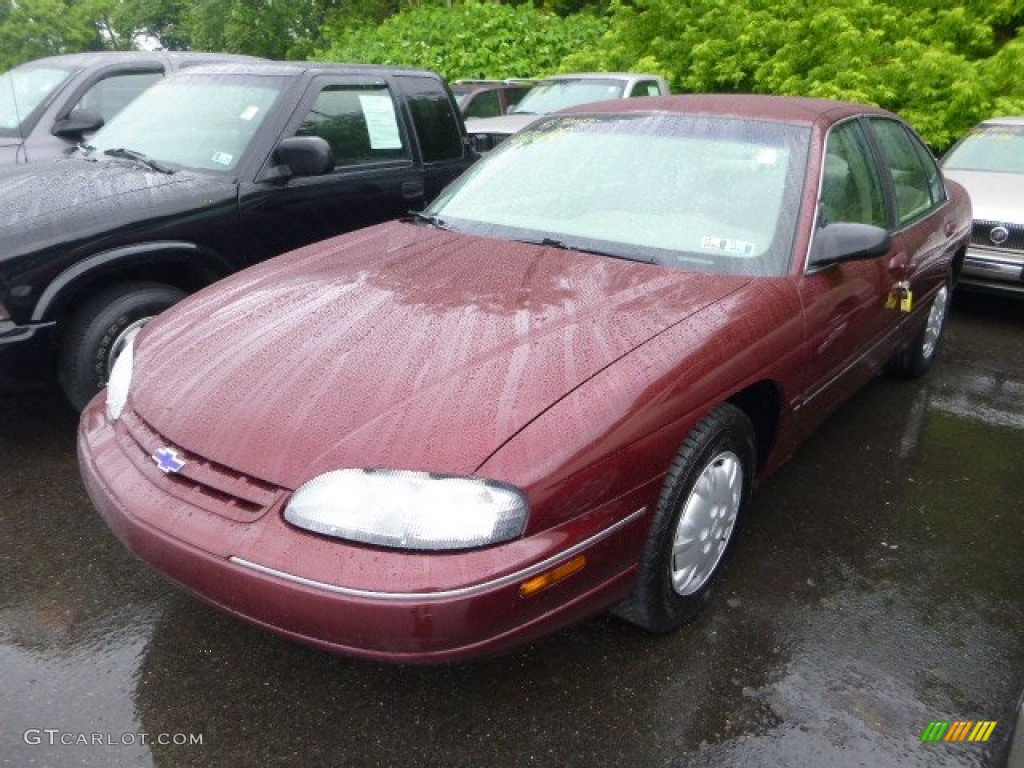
[1,291,1021,768]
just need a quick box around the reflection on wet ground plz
[1,292,1021,768]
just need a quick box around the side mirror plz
[810,222,891,268]
[52,109,104,138]
[469,133,496,153]
[271,136,334,178]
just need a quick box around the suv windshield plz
[943,123,1024,174]
[87,71,287,173]
[427,113,810,276]
[0,64,76,137]
[509,79,625,115]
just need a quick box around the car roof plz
[562,93,896,126]
[546,72,663,81]
[978,116,1024,127]
[176,61,446,79]
[12,51,263,69]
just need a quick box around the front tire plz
[59,282,185,411]
[615,403,755,633]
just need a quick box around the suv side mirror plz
[810,222,891,269]
[52,109,104,138]
[271,136,334,178]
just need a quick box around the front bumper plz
[961,245,1024,297]
[77,398,651,662]
[0,320,57,391]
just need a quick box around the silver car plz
[942,117,1024,297]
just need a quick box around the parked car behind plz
[0,61,475,409]
[465,72,670,148]
[451,78,533,119]
[79,94,970,663]
[942,116,1024,297]
[0,51,261,166]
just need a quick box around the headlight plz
[105,328,139,421]
[284,468,529,551]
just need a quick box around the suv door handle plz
[401,180,425,199]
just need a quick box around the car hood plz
[942,169,1024,224]
[0,157,233,254]
[130,221,751,489]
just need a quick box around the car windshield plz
[508,78,626,115]
[426,113,810,276]
[943,123,1024,173]
[0,64,76,137]
[86,71,288,173]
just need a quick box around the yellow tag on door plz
[900,290,913,312]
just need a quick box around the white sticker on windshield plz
[211,152,233,166]
[239,105,260,121]
[358,93,403,150]
[701,236,755,256]
[756,148,779,164]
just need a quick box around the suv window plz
[399,75,463,162]
[464,90,500,120]
[73,71,163,125]
[870,118,941,225]
[820,119,886,228]
[296,84,408,167]
[630,80,663,97]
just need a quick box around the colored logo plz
[152,447,187,474]
[921,721,997,742]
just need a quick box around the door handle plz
[888,252,909,273]
[401,180,425,199]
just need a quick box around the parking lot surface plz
[1,292,1021,768]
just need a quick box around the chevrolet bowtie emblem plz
[152,447,187,474]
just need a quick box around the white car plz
[465,72,670,149]
[941,116,1024,297]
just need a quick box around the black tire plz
[59,282,186,411]
[614,404,755,633]
[888,279,951,379]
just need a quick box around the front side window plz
[73,71,163,125]
[0,64,75,135]
[427,114,810,276]
[296,84,408,167]
[819,119,887,228]
[870,118,941,226]
[88,73,287,173]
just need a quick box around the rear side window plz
[870,118,944,225]
[630,80,663,97]
[399,75,464,162]
[296,84,408,167]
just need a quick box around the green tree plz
[319,1,608,80]
[0,0,104,70]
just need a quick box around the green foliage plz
[0,0,104,70]
[185,0,338,59]
[318,2,608,80]
[564,0,1024,150]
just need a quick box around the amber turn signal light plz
[518,555,587,598]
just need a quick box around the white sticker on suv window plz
[358,93,402,150]
[239,105,260,121]
[211,152,233,166]
[701,236,755,256]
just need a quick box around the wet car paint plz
[2,292,1021,767]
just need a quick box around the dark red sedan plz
[78,95,971,662]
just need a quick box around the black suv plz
[0,51,261,166]
[0,62,475,409]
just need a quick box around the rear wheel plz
[59,282,185,411]
[888,280,950,379]
[615,404,755,633]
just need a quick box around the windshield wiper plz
[510,236,656,264]
[103,147,174,174]
[407,211,451,230]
